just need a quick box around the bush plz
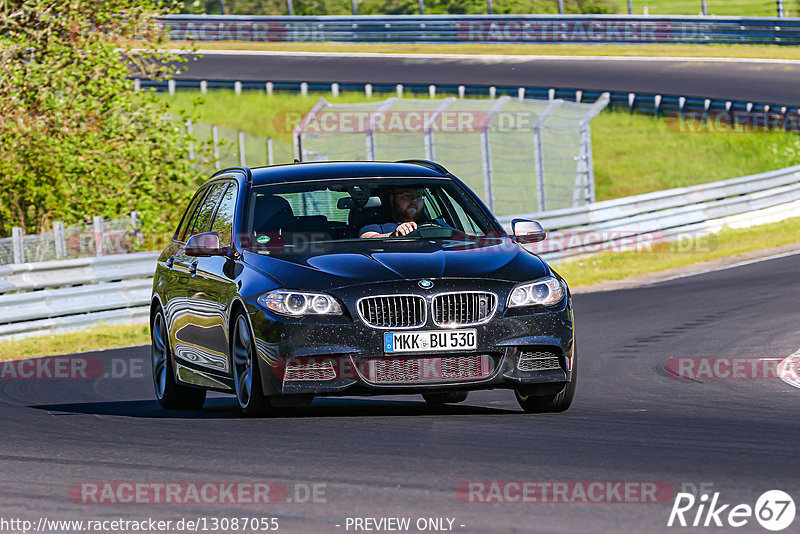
[0,1,203,237]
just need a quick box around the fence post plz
[301,82,308,96]
[93,216,104,256]
[131,211,143,247]
[701,0,707,15]
[286,0,293,15]
[778,0,784,16]
[200,80,207,94]
[266,82,273,96]
[397,84,404,98]
[12,227,24,264]
[212,125,221,169]
[331,82,339,97]
[458,85,465,99]
[133,78,141,92]
[168,79,175,96]
[480,131,494,213]
[365,84,372,98]
[532,100,563,213]
[478,97,510,213]
[187,119,195,161]
[628,0,633,14]
[267,138,275,165]
[558,0,564,14]
[53,222,66,260]
[365,97,398,161]
[424,98,455,162]
[238,130,247,166]
[234,81,242,95]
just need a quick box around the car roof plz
[246,161,450,186]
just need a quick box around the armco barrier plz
[142,79,800,128]
[1,165,799,341]
[157,15,800,45]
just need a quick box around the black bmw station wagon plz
[150,160,576,416]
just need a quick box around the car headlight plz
[507,277,564,308]
[258,290,343,317]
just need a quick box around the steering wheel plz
[400,222,453,239]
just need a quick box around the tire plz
[422,391,469,404]
[515,353,577,414]
[232,312,272,417]
[151,308,206,410]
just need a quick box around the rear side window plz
[191,183,226,237]
[211,183,238,247]
[176,187,209,243]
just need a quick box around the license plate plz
[384,329,477,353]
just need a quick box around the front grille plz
[284,360,337,381]
[432,292,497,326]
[363,355,493,384]
[358,295,426,328]
[517,351,561,372]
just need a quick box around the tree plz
[0,0,202,237]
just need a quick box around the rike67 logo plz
[668,490,796,531]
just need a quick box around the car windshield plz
[246,177,499,248]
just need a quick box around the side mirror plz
[511,219,547,244]
[185,231,223,257]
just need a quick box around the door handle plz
[166,256,175,269]
[189,261,198,276]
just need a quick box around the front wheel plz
[515,353,577,414]
[151,309,206,410]
[232,312,272,417]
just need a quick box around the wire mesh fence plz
[294,95,609,217]
[0,214,142,266]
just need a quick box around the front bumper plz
[247,279,574,397]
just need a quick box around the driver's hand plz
[392,222,417,237]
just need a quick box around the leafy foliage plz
[0,0,203,237]
[180,0,618,15]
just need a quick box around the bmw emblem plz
[418,280,434,289]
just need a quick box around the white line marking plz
[184,49,800,65]
[643,248,800,287]
[779,349,800,389]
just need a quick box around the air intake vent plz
[363,355,493,384]
[357,295,426,328]
[284,360,337,381]
[432,292,497,327]
[517,351,561,372]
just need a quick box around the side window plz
[210,183,238,247]
[176,188,208,243]
[190,183,226,237]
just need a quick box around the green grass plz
[556,216,800,287]
[164,41,800,60]
[0,324,150,361]
[607,0,789,16]
[163,90,800,201]
[591,111,800,200]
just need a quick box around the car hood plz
[242,238,549,291]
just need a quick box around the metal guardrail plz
[158,14,800,45]
[497,165,800,261]
[143,79,800,128]
[1,165,799,341]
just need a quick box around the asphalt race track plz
[176,52,800,106]
[2,253,799,533]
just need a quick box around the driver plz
[359,187,427,238]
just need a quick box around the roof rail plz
[395,159,450,175]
